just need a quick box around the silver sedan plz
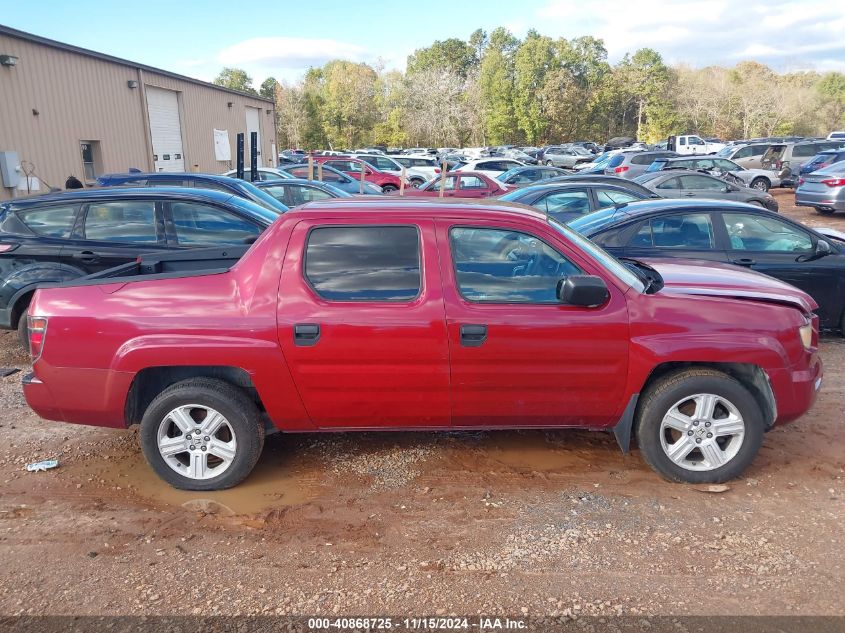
[796,161,845,215]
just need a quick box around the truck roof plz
[289,197,548,222]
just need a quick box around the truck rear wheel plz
[635,369,763,484]
[139,378,264,491]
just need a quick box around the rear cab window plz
[304,226,421,301]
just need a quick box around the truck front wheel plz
[636,369,763,484]
[139,378,264,491]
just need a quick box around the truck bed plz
[54,246,249,287]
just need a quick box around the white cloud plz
[217,37,368,69]
[535,0,845,71]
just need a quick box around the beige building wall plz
[0,27,276,201]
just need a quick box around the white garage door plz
[245,106,263,167]
[146,86,185,172]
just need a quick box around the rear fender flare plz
[2,263,87,325]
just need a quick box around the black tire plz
[748,200,765,207]
[382,185,398,193]
[409,178,425,188]
[749,177,769,192]
[815,207,836,215]
[545,160,554,166]
[139,378,265,491]
[635,369,764,484]
[16,306,29,350]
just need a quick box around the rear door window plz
[594,189,641,207]
[83,201,159,243]
[458,176,488,190]
[656,177,681,191]
[536,189,591,220]
[18,205,79,238]
[680,175,725,191]
[304,226,421,301]
[631,213,715,249]
[170,202,260,246]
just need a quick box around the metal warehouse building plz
[0,24,276,201]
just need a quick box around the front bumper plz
[768,354,823,426]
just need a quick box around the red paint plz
[393,171,509,198]
[312,156,403,190]
[24,200,821,434]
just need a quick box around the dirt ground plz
[0,188,843,622]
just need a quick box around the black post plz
[236,133,245,180]
[250,132,259,183]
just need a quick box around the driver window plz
[449,227,580,303]
[722,213,813,252]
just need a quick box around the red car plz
[313,156,404,192]
[393,171,509,198]
[24,200,821,490]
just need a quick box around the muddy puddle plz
[74,435,324,516]
[479,431,618,473]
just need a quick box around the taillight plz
[614,165,629,173]
[775,160,782,169]
[434,168,441,173]
[0,243,18,253]
[798,177,805,186]
[821,178,845,187]
[28,316,47,361]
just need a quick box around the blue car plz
[281,164,384,195]
[799,149,845,177]
[254,178,351,207]
[96,173,289,213]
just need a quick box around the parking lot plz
[0,188,842,618]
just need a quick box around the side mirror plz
[816,239,832,256]
[556,275,610,307]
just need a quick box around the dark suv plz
[0,188,278,346]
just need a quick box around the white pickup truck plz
[667,135,726,155]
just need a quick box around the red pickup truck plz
[23,200,822,490]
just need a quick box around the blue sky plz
[4,0,844,85]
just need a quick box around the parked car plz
[23,199,821,490]
[254,179,351,207]
[542,147,594,169]
[389,155,441,182]
[393,172,508,198]
[313,156,404,192]
[604,150,678,179]
[496,166,570,186]
[827,131,845,141]
[499,148,539,165]
[223,167,294,182]
[569,198,845,331]
[633,170,778,211]
[647,156,781,191]
[0,187,280,346]
[498,182,649,222]
[283,164,384,195]
[351,153,431,187]
[715,143,773,170]
[96,173,289,214]
[761,141,845,186]
[667,135,726,155]
[545,174,660,199]
[798,149,845,177]
[795,161,845,215]
[456,159,525,179]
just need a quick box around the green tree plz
[616,48,671,141]
[817,72,845,132]
[213,67,257,95]
[407,38,478,78]
[513,31,558,143]
[260,77,279,100]
[479,27,519,144]
[320,61,379,148]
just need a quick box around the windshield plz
[497,167,523,182]
[566,205,631,235]
[716,146,734,157]
[548,216,644,292]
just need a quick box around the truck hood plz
[640,258,817,314]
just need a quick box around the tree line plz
[212,27,845,150]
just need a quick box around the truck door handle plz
[732,258,756,266]
[293,323,320,346]
[682,192,695,197]
[460,324,488,347]
[72,250,101,263]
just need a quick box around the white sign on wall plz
[213,129,231,161]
